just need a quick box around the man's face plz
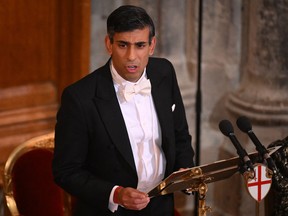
[105,27,156,82]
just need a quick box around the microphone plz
[219,119,254,176]
[236,116,279,176]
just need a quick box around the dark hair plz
[107,5,155,44]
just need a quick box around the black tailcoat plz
[53,57,194,215]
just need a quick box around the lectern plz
[148,146,281,216]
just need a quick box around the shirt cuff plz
[108,186,119,212]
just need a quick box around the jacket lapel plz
[92,63,136,173]
[146,62,175,174]
[146,61,172,141]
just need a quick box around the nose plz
[127,46,136,61]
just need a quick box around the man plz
[53,5,194,216]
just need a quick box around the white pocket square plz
[171,104,176,112]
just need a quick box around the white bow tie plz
[122,79,151,101]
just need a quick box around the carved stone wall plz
[227,0,288,125]
[217,0,288,215]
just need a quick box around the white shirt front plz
[111,62,166,192]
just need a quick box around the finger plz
[123,197,150,210]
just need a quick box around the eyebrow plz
[116,40,148,45]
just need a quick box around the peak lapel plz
[92,68,136,173]
[146,60,175,174]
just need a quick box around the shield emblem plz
[246,163,272,202]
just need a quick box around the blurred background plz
[1,0,288,215]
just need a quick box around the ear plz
[149,37,156,56]
[105,35,112,55]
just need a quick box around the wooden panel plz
[0,0,90,185]
[57,0,91,98]
[0,0,58,87]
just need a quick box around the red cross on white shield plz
[246,164,272,202]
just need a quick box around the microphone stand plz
[194,0,203,215]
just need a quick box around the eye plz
[117,42,127,48]
[135,42,147,49]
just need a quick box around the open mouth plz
[127,65,138,72]
[128,65,137,69]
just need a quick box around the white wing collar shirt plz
[111,62,166,193]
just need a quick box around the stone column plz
[226,0,288,125]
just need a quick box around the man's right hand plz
[117,187,150,210]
